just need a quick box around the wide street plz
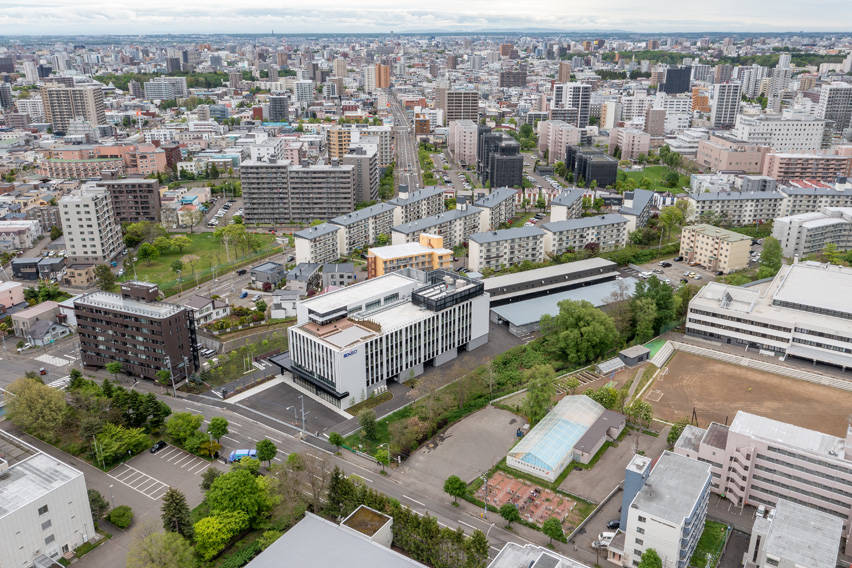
[390,91,421,191]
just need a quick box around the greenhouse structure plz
[507,395,625,482]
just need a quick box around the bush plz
[109,505,134,529]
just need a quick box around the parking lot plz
[109,442,225,503]
[622,258,719,288]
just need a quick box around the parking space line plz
[187,461,208,474]
[108,465,168,501]
[181,458,202,469]
[173,454,193,466]
[159,447,180,459]
[168,452,185,463]
[137,479,159,492]
[230,422,244,428]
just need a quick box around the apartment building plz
[76,281,199,382]
[762,153,852,182]
[327,125,393,166]
[685,191,785,226]
[329,202,396,254]
[448,120,479,166]
[436,89,478,126]
[294,223,342,265]
[367,233,453,278]
[241,158,356,224]
[679,224,752,273]
[778,184,852,216]
[249,138,285,162]
[0,431,96,568]
[40,85,106,133]
[278,270,489,409]
[0,220,43,251]
[609,128,650,161]
[676,409,852,553]
[711,83,742,128]
[611,453,711,568]
[389,187,445,225]
[468,226,545,272]
[477,129,524,188]
[695,135,770,173]
[474,187,517,230]
[773,207,852,258]
[619,189,655,231]
[342,144,379,203]
[731,112,831,153]
[59,188,122,264]
[551,83,592,127]
[391,205,482,248]
[567,146,618,188]
[550,189,585,222]
[142,76,188,100]
[816,82,852,133]
[745,499,843,568]
[39,143,168,178]
[499,69,527,89]
[537,120,582,164]
[96,178,161,223]
[541,214,629,255]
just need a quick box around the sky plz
[1,0,850,35]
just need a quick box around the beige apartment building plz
[41,85,106,133]
[448,120,479,167]
[762,153,852,181]
[437,89,478,126]
[679,224,751,273]
[468,226,545,272]
[695,135,770,172]
[608,128,650,161]
[367,233,452,278]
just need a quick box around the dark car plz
[606,520,620,530]
[715,270,724,276]
[236,269,247,276]
[660,261,672,268]
[150,441,167,453]
[673,256,683,262]
[681,278,689,283]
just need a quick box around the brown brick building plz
[96,177,162,223]
[76,282,199,382]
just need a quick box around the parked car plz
[673,256,683,262]
[150,440,167,453]
[693,274,703,280]
[681,278,689,283]
[606,520,620,530]
[239,291,248,299]
[287,255,295,262]
[236,269,247,275]
[39,367,47,375]
[252,294,262,302]
[715,270,724,276]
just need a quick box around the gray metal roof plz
[322,263,355,273]
[730,411,846,458]
[688,191,785,202]
[0,451,83,520]
[391,206,482,234]
[762,499,843,568]
[294,222,341,241]
[474,187,516,208]
[619,188,654,216]
[469,226,545,244]
[542,214,628,233]
[484,257,616,292]
[552,189,585,208]
[629,451,711,526]
[245,513,428,568]
[388,186,444,207]
[330,202,396,226]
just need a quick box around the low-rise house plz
[12,300,60,337]
[321,263,356,288]
[182,294,230,326]
[250,262,287,290]
[25,319,71,347]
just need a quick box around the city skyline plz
[2,0,852,35]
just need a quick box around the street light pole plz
[109,484,115,510]
[480,474,488,518]
[380,442,389,472]
[299,395,306,437]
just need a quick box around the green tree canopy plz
[521,365,556,425]
[542,517,564,544]
[499,503,521,526]
[443,475,467,503]
[638,548,663,568]
[94,264,117,291]
[165,412,203,446]
[160,488,194,539]
[758,236,783,279]
[193,511,250,560]
[126,523,197,568]
[4,377,66,439]
[206,469,267,520]
[256,439,278,467]
[540,300,620,366]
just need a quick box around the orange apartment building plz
[366,233,453,278]
[39,143,167,178]
[691,87,710,113]
[762,153,852,181]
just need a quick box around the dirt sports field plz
[647,352,852,436]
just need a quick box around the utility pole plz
[164,355,176,397]
[480,474,488,518]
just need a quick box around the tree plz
[667,418,690,448]
[374,447,389,470]
[207,416,228,443]
[4,377,66,440]
[585,385,619,409]
[206,469,267,520]
[109,505,135,529]
[256,439,278,467]
[153,236,173,254]
[88,488,110,520]
[138,243,160,266]
[156,369,172,386]
[170,259,184,278]
[126,521,197,568]
[97,423,150,465]
[184,209,204,233]
[566,377,581,394]
[499,503,521,527]
[540,300,621,367]
[759,237,783,279]
[200,467,223,493]
[824,242,842,264]
[658,206,683,242]
[632,276,675,334]
[542,517,564,544]
[632,297,658,342]
[50,225,63,240]
[328,431,344,452]
[639,549,663,568]
[443,475,467,503]
[171,235,192,254]
[521,365,556,425]
[94,264,117,291]
[194,511,250,560]
[358,409,378,440]
[165,413,204,446]
[160,488,194,539]
[105,361,123,382]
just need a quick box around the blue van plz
[239,291,248,299]
[228,449,257,463]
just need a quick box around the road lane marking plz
[403,495,425,507]
[222,436,239,443]
[458,520,476,529]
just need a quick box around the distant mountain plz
[406,28,632,34]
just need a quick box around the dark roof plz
[703,422,730,450]
[322,263,355,274]
[574,410,625,453]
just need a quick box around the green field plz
[621,165,690,193]
[120,233,278,294]
[689,521,729,567]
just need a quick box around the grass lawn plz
[201,329,292,388]
[120,233,278,292]
[689,520,729,567]
[620,165,690,193]
[510,211,537,228]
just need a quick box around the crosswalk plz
[253,360,269,371]
[47,375,71,390]
[109,464,170,500]
[35,354,74,367]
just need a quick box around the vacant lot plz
[647,352,852,435]
[621,165,690,193]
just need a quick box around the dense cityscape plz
[2,26,852,568]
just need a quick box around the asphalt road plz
[390,92,421,191]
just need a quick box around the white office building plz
[773,207,852,258]
[278,270,489,409]
[711,83,742,128]
[731,110,830,153]
[0,431,96,568]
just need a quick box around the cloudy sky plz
[0,0,849,34]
